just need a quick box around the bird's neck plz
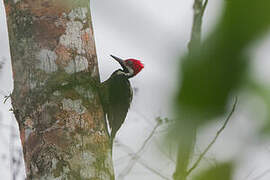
[115,69,134,79]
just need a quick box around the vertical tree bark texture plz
[4,0,114,179]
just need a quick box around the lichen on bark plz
[4,0,114,179]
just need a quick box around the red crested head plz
[110,55,144,78]
[124,59,144,75]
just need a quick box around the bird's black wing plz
[107,71,133,140]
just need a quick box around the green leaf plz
[193,162,232,180]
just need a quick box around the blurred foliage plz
[193,163,232,180]
[247,80,270,134]
[177,0,270,126]
[172,0,270,179]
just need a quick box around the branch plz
[116,142,170,180]
[4,94,12,104]
[188,0,207,52]
[118,122,161,179]
[252,168,270,180]
[174,2,210,179]
[186,97,238,176]
[202,0,209,16]
[154,139,176,164]
[138,122,161,154]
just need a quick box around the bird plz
[99,55,144,146]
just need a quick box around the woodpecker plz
[99,55,144,145]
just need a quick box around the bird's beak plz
[110,55,126,69]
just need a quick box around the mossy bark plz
[4,0,114,179]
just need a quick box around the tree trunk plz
[4,0,114,179]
